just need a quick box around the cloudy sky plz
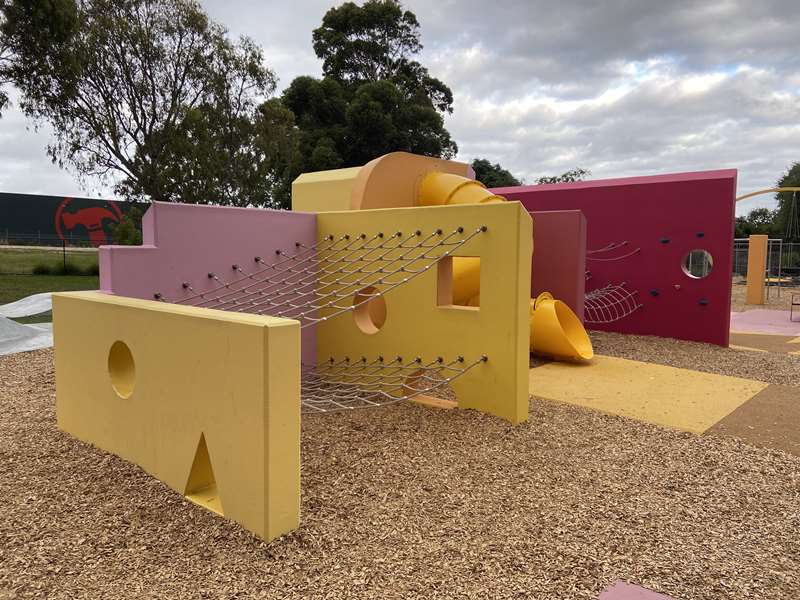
[2,0,799,214]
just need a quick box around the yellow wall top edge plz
[53,291,299,328]
[316,200,525,218]
[292,166,363,184]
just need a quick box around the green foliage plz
[775,162,800,241]
[312,0,452,114]
[734,207,781,238]
[32,261,97,276]
[0,0,79,117]
[110,205,144,245]
[471,158,521,188]
[279,0,456,202]
[537,168,591,185]
[3,0,293,207]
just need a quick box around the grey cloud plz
[2,0,798,216]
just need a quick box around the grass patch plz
[0,248,98,275]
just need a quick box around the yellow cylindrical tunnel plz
[417,170,594,362]
[529,293,593,360]
[452,256,481,306]
[418,172,506,206]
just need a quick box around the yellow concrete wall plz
[53,291,301,542]
[315,202,532,424]
[291,152,473,214]
[291,166,362,213]
[746,234,768,305]
[351,152,472,210]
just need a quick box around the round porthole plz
[108,341,135,399]
[682,249,713,279]
[353,286,387,334]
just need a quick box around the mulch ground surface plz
[589,331,800,388]
[730,279,800,313]
[2,349,800,599]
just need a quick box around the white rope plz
[157,225,486,329]
[584,283,642,324]
[301,354,487,413]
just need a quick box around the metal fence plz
[0,231,97,247]
[733,238,800,298]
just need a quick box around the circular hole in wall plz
[682,249,714,279]
[108,340,136,399]
[353,286,387,334]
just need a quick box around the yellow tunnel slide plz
[418,172,594,361]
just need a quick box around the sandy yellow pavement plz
[529,355,769,434]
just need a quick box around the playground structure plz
[53,151,741,543]
[55,176,536,541]
[493,170,738,347]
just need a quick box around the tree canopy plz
[775,162,800,241]
[312,0,453,114]
[2,0,295,207]
[735,207,781,239]
[537,168,591,185]
[471,158,521,188]
[0,0,79,117]
[281,0,456,197]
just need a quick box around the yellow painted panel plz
[53,291,301,542]
[745,235,768,305]
[529,355,768,433]
[316,202,532,424]
[291,166,362,212]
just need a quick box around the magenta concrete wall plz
[530,210,586,321]
[493,169,737,346]
[100,202,318,363]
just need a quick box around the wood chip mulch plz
[730,279,800,313]
[2,349,800,599]
[589,330,800,388]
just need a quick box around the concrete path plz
[730,309,800,336]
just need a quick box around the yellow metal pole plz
[735,187,800,202]
[745,235,768,305]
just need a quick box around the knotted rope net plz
[161,225,486,328]
[153,225,489,412]
[584,283,642,324]
[301,355,486,413]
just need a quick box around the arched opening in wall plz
[353,286,387,334]
[108,340,135,399]
[403,368,458,410]
[682,249,714,279]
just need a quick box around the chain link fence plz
[733,238,800,298]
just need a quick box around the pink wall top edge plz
[100,202,318,363]
[492,168,738,195]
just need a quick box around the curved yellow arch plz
[736,187,800,202]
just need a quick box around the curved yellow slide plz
[418,172,594,361]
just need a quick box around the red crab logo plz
[54,198,123,246]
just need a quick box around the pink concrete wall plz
[100,202,317,363]
[530,210,586,321]
[493,169,736,346]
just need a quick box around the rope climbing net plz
[162,225,486,327]
[586,240,641,262]
[301,355,486,413]
[584,283,643,324]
